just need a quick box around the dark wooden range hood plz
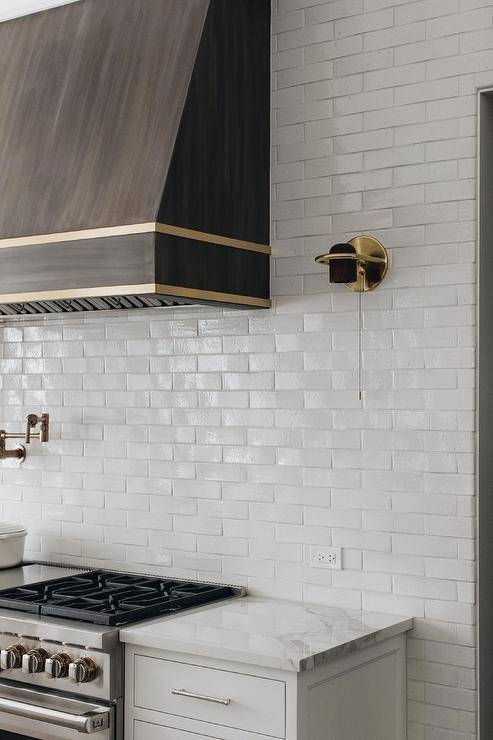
[0,0,271,315]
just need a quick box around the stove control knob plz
[45,652,71,679]
[22,648,49,674]
[68,656,98,684]
[0,644,27,670]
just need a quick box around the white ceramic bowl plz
[0,523,27,569]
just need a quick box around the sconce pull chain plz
[358,292,362,403]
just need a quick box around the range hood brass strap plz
[0,223,156,250]
[155,224,271,254]
[155,284,271,308]
[0,284,271,309]
[0,223,271,255]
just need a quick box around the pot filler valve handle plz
[25,413,49,444]
[0,412,50,463]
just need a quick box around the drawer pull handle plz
[171,688,231,706]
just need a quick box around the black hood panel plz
[0,0,271,313]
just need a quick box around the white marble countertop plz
[120,596,413,672]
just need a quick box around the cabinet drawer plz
[134,720,216,740]
[134,655,285,738]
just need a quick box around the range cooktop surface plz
[0,570,239,626]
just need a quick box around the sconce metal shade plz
[325,243,358,283]
[315,235,388,292]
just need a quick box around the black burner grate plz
[0,571,237,625]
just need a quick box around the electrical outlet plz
[310,546,342,570]
[155,549,171,565]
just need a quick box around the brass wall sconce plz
[0,413,50,463]
[315,236,389,401]
[315,235,388,292]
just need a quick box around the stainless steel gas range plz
[0,565,240,739]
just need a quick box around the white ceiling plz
[0,0,78,22]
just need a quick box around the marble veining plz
[120,596,413,672]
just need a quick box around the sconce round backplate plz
[346,235,388,292]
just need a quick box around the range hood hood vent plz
[0,0,271,315]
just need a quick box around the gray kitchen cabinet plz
[124,633,407,740]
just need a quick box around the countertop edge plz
[120,612,414,673]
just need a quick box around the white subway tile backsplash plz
[364,20,426,51]
[0,0,485,735]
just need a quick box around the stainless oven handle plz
[0,695,110,733]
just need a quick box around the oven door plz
[0,681,114,739]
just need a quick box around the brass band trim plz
[155,224,271,254]
[0,224,156,250]
[0,284,271,309]
[155,284,271,308]
[0,223,271,255]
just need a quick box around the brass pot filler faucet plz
[0,413,49,463]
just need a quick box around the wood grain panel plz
[0,230,269,306]
[155,234,270,300]
[158,0,271,245]
[0,0,209,238]
[0,234,155,293]
[0,0,271,314]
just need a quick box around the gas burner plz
[0,570,238,626]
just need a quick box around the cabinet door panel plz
[134,720,218,740]
[305,650,404,740]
